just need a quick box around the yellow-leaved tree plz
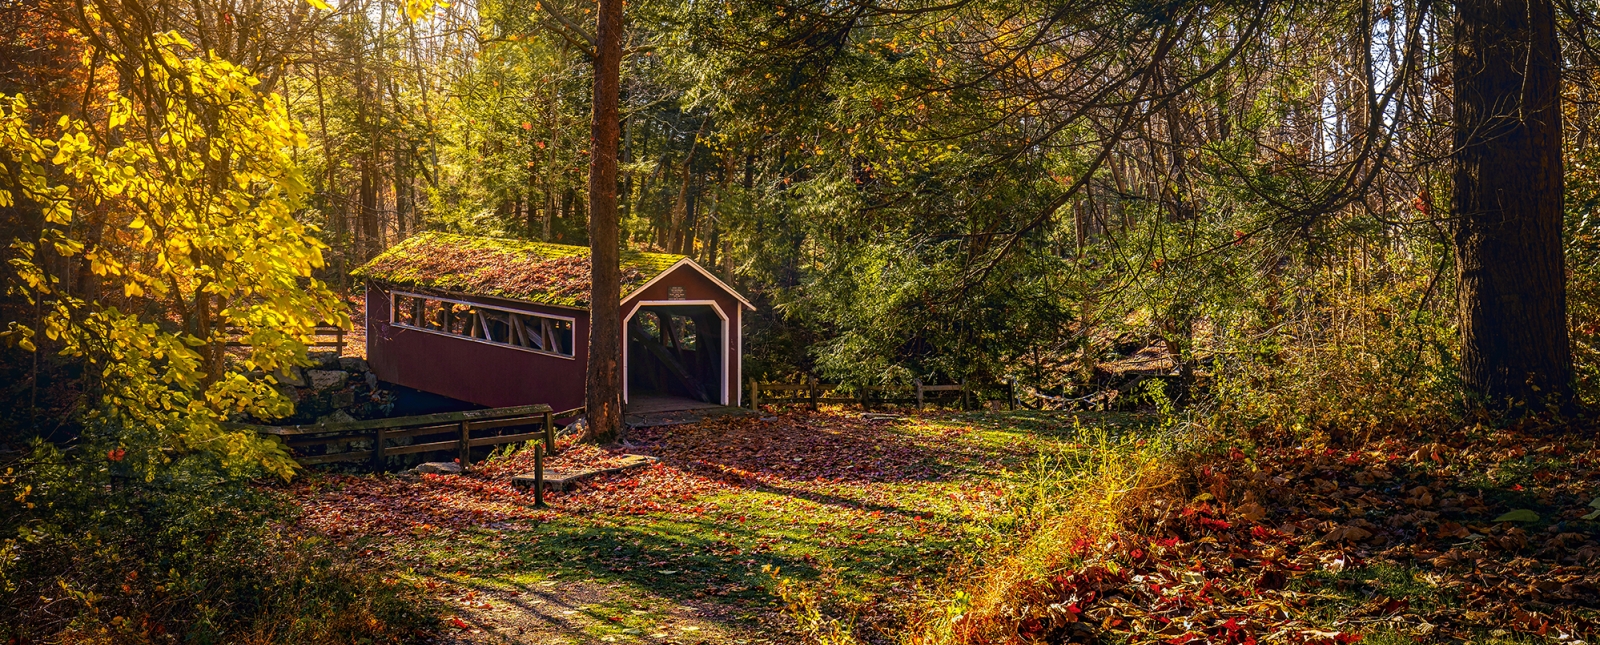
[0,29,346,479]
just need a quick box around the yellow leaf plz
[124,282,144,298]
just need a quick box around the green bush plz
[0,438,436,644]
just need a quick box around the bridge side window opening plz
[392,292,574,358]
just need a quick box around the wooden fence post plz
[915,379,924,410]
[961,380,969,410]
[544,410,556,456]
[533,444,546,507]
[458,421,470,472]
[808,375,819,411]
[372,427,386,471]
[1008,378,1017,410]
[750,378,760,410]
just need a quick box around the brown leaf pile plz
[983,427,1600,644]
[288,438,735,541]
[287,411,983,544]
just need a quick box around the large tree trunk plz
[1452,0,1571,408]
[586,0,625,441]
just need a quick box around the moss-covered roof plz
[353,232,685,308]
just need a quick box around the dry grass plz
[905,427,1178,645]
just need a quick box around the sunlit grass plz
[379,410,1154,642]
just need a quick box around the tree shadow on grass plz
[417,410,1152,643]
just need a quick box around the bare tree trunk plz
[586,0,624,441]
[1452,0,1571,409]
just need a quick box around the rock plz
[308,351,340,369]
[331,391,355,408]
[316,410,357,425]
[364,371,379,389]
[273,366,306,387]
[416,461,462,475]
[339,357,369,373]
[563,416,589,439]
[306,369,348,391]
[273,384,301,403]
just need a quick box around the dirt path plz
[428,575,784,645]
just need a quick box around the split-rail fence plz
[235,404,586,470]
[747,377,1019,411]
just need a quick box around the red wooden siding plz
[622,262,747,406]
[366,282,591,412]
[365,259,748,412]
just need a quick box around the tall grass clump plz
[907,421,1178,645]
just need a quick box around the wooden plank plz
[468,431,545,448]
[288,435,364,450]
[920,384,964,392]
[533,444,546,507]
[298,451,372,465]
[552,406,586,420]
[382,423,461,440]
[544,410,556,456]
[383,439,460,457]
[373,427,386,470]
[759,383,811,392]
[235,403,553,436]
[512,314,532,348]
[467,416,543,432]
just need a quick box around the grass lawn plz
[290,409,1147,644]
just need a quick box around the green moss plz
[353,232,685,307]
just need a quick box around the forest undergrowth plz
[904,420,1600,645]
[0,443,438,644]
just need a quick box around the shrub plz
[0,439,436,644]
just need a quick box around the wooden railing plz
[226,324,347,356]
[237,403,559,470]
[748,377,1014,411]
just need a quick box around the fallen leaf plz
[1320,525,1371,543]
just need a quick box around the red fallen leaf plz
[449,617,469,629]
[1377,596,1407,615]
[107,448,125,461]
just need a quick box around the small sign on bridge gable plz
[668,286,686,300]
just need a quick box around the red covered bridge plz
[355,233,754,415]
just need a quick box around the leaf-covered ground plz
[288,409,1098,644]
[986,425,1600,645]
[289,412,1600,645]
